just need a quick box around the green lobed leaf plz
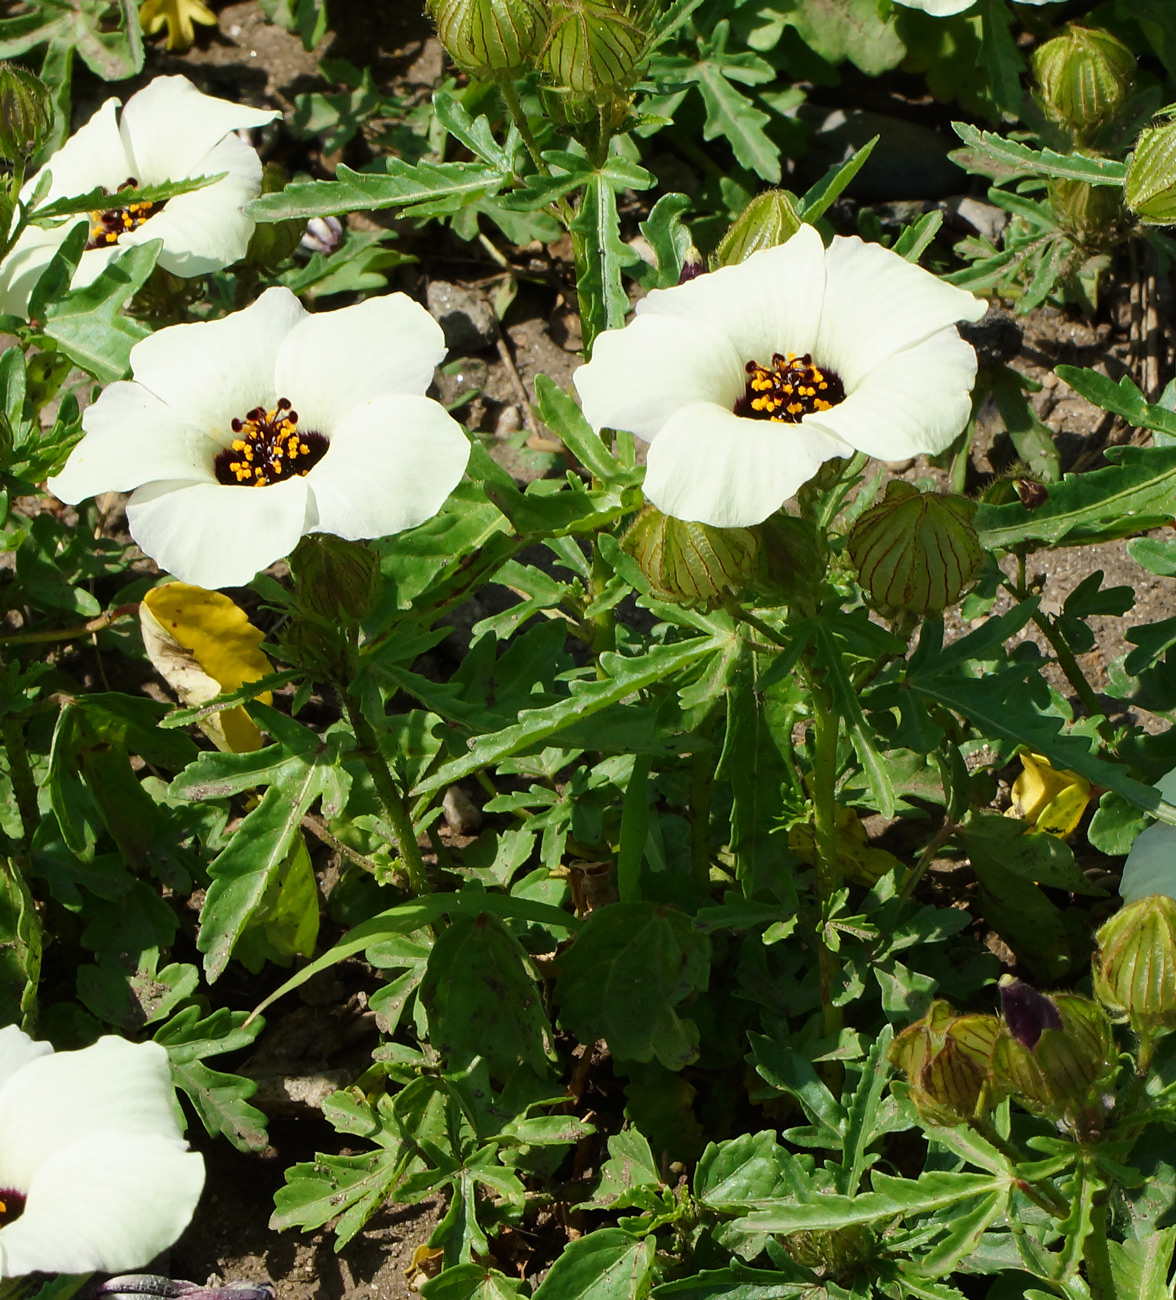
[689,35,781,182]
[420,912,555,1079]
[572,169,644,347]
[554,902,711,1070]
[531,1229,656,1300]
[411,634,726,795]
[421,1265,527,1300]
[39,238,160,383]
[974,445,1176,551]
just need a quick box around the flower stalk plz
[809,673,844,1041]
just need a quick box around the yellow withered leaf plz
[1006,750,1091,839]
[141,582,273,753]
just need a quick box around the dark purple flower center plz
[213,398,329,488]
[735,352,845,423]
[87,177,161,250]
[0,1188,26,1226]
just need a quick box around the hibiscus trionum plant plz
[8,3,1176,1299]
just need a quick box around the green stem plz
[496,73,549,176]
[2,716,39,851]
[810,682,844,1041]
[970,1116,1070,1218]
[342,691,430,896]
[590,538,616,672]
[899,817,959,900]
[689,706,719,888]
[1029,608,1114,744]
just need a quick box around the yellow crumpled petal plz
[1006,750,1092,839]
[141,582,273,754]
[140,0,217,51]
[789,805,901,886]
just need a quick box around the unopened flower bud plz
[428,0,549,78]
[0,64,53,162]
[1031,25,1135,135]
[1047,177,1123,244]
[245,163,303,270]
[1126,121,1176,227]
[290,534,381,628]
[748,512,827,606]
[783,1225,875,1274]
[992,978,1117,1126]
[539,0,646,104]
[623,505,758,607]
[889,1000,1002,1126]
[301,215,344,256]
[712,192,804,270]
[848,482,982,617]
[1093,894,1176,1037]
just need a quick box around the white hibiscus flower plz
[574,223,986,528]
[0,1027,204,1277]
[0,75,278,318]
[1120,769,1176,903]
[48,286,472,589]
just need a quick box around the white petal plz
[67,242,125,291]
[275,295,447,436]
[119,76,278,183]
[805,327,978,460]
[0,1131,203,1277]
[0,1038,182,1195]
[0,1028,51,1094]
[1121,822,1176,903]
[307,394,470,538]
[48,382,216,502]
[128,286,307,431]
[643,402,852,527]
[574,312,744,443]
[891,0,976,12]
[28,99,132,202]
[634,224,828,364]
[816,236,986,388]
[127,476,313,588]
[0,223,69,318]
[124,134,262,276]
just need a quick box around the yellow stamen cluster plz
[87,177,161,250]
[737,351,845,424]
[213,398,329,488]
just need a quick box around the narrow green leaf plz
[535,372,622,482]
[246,158,506,221]
[951,122,1129,185]
[799,138,878,223]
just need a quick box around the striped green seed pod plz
[847,482,981,617]
[1031,25,1135,135]
[1093,894,1176,1037]
[427,0,550,78]
[0,64,53,163]
[539,0,647,105]
[623,505,758,608]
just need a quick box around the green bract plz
[1126,121,1176,226]
[0,64,52,162]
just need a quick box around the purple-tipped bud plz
[301,215,344,255]
[999,976,1063,1050]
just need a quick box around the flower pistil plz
[214,398,329,487]
[87,178,162,250]
[736,352,845,423]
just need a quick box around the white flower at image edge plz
[890,0,1062,14]
[0,1026,204,1277]
[574,223,986,528]
[1119,768,1176,903]
[0,75,278,318]
[48,287,472,588]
